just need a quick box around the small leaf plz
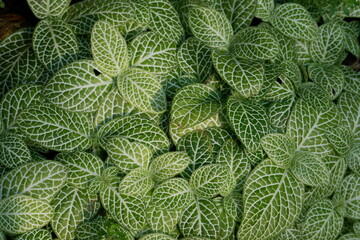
[346,144,360,176]
[0,134,32,168]
[270,3,318,41]
[146,201,181,234]
[15,229,52,240]
[91,20,128,77]
[255,0,275,21]
[27,0,71,19]
[119,168,154,196]
[326,126,353,156]
[0,195,53,235]
[343,66,360,95]
[139,233,176,240]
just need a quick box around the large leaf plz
[15,229,52,240]
[179,198,220,239]
[152,178,194,210]
[188,6,233,48]
[91,20,128,77]
[171,84,222,128]
[55,152,103,188]
[0,134,32,168]
[0,28,42,97]
[27,0,71,19]
[149,151,191,182]
[231,27,279,60]
[51,184,99,240]
[301,200,343,240]
[118,168,154,197]
[96,115,170,152]
[227,97,270,152]
[33,19,78,73]
[237,159,303,240]
[129,32,177,75]
[44,60,113,112]
[212,50,264,98]
[0,161,66,202]
[270,3,318,41]
[0,195,53,235]
[117,68,166,114]
[17,103,93,152]
[105,138,152,173]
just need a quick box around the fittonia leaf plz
[27,0,71,19]
[15,228,52,240]
[118,168,154,197]
[0,134,32,168]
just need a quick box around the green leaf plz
[0,161,66,202]
[27,0,71,19]
[0,195,53,235]
[118,168,154,197]
[146,201,181,234]
[179,198,220,239]
[255,0,274,21]
[149,151,191,182]
[343,66,360,95]
[263,73,296,101]
[139,233,177,240]
[148,0,184,41]
[227,97,270,152]
[96,115,170,152]
[308,64,344,100]
[178,37,212,82]
[33,19,78,73]
[15,229,52,240]
[214,0,257,33]
[188,6,233,48]
[0,28,43,97]
[346,144,360,178]
[91,20,128,77]
[55,152,103,188]
[75,217,111,240]
[287,98,339,157]
[51,184,99,240]
[17,103,93,152]
[129,32,177,75]
[309,22,344,65]
[326,126,353,156]
[268,99,295,131]
[297,83,331,111]
[171,84,222,128]
[270,3,318,41]
[291,151,330,187]
[0,134,32,168]
[212,50,264,98]
[189,164,232,198]
[337,92,360,144]
[100,184,146,231]
[231,27,279,60]
[152,178,194,210]
[302,200,343,240]
[333,174,360,220]
[260,133,295,168]
[105,138,152,173]
[44,60,113,112]
[238,159,303,240]
[117,68,166,114]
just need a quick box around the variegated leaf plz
[146,201,181,234]
[118,168,154,197]
[139,233,176,240]
[15,228,52,240]
[27,0,71,19]
[342,66,360,95]
[255,0,274,21]
[0,134,32,168]
[346,144,360,177]
[326,126,353,156]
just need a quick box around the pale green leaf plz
[91,20,128,77]
[75,217,111,240]
[343,66,360,95]
[188,6,233,48]
[326,126,353,156]
[152,178,194,210]
[297,83,331,111]
[263,73,296,101]
[270,3,318,41]
[119,168,154,196]
[149,151,191,182]
[227,96,270,152]
[0,134,32,168]
[271,227,301,240]
[146,201,181,234]
[294,39,312,64]
[27,0,71,19]
[268,98,295,131]
[15,228,52,240]
[171,84,222,128]
[55,152,103,188]
[346,144,360,176]
[255,0,274,21]
[33,19,78,73]
[17,103,93,152]
[140,233,176,240]
[0,195,53,235]
[44,60,113,112]
[0,161,66,202]
[238,159,303,240]
[212,50,264,98]
[118,68,166,114]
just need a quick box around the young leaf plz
[0,161,67,202]
[326,126,353,156]
[212,50,264,98]
[149,151,191,182]
[238,159,303,240]
[268,99,295,131]
[117,68,166,114]
[346,144,360,178]
[33,19,78,73]
[118,168,154,196]
[139,233,176,240]
[0,195,53,235]
[343,66,360,95]
[44,60,113,112]
[91,20,128,77]
[171,84,222,128]
[0,134,32,168]
[75,217,111,240]
[27,0,71,19]
[270,3,318,41]
[188,6,233,48]
[255,0,275,21]
[15,229,52,240]
[146,201,181,234]
[152,178,194,210]
[17,103,93,152]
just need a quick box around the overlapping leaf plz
[15,229,52,240]
[0,134,32,168]
[27,0,71,19]
[326,126,353,156]
[343,66,360,95]
[119,168,154,196]
[140,233,176,240]
[146,201,181,234]
[255,0,274,21]
[346,144,360,175]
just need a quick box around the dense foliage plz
[0,0,360,239]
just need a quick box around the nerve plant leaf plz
[326,126,353,156]
[27,0,71,19]
[140,233,177,240]
[346,144,360,175]
[118,168,154,197]
[15,229,52,240]
[0,134,32,168]
[255,0,274,21]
